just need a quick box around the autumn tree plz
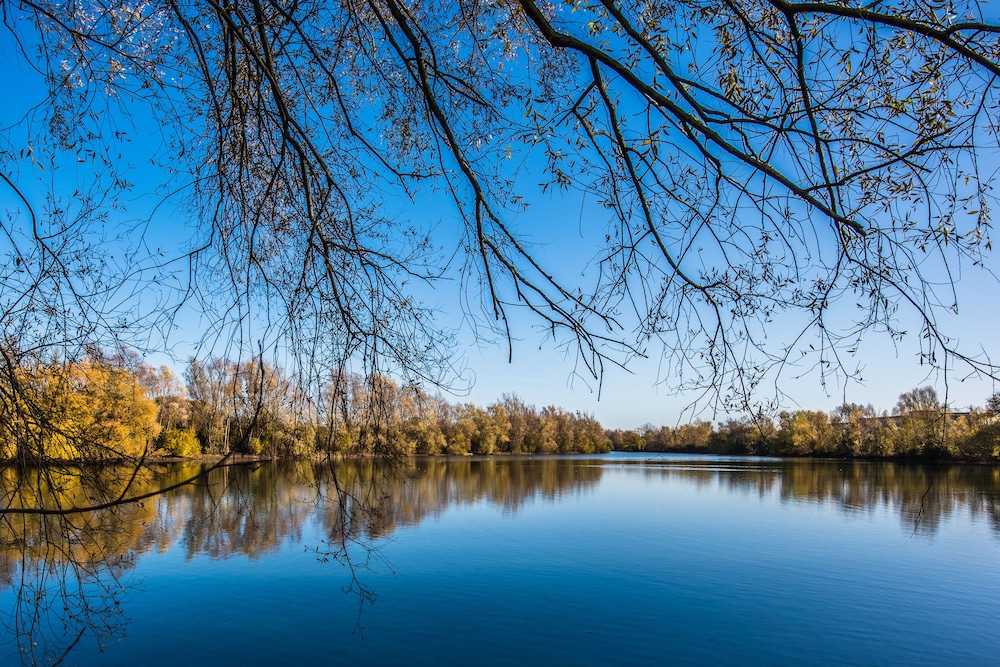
[607,429,645,452]
[138,365,190,430]
[401,390,449,456]
[711,415,776,455]
[671,421,714,452]
[500,394,535,454]
[968,395,1000,459]
[185,358,238,454]
[0,356,160,462]
[776,410,836,456]
[832,402,885,457]
[891,386,944,456]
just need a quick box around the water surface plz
[1,454,998,665]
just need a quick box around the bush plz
[157,428,201,458]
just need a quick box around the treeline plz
[612,387,1000,461]
[3,351,1000,462]
[181,357,610,457]
[0,352,610,461]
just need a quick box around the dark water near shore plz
[1,453,998,665]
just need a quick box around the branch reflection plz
[0,456,998,664]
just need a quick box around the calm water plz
[1,454,998,665]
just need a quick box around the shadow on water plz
[0,455,997,664]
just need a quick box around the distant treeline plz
[611,386,1000,461]
[1,352,998,462]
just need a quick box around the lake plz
[1,453,998,665]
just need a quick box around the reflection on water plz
[0,455,998,664]
[626,457,1000,535]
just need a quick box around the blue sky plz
[3,9,1000,431]
[444,202,1000,428]
[373,169,1000,427]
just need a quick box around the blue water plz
[2,455,998,665]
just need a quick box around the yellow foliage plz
[2,359,161,462]
[157,428,201,458]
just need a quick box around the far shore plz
[6,449,999,467]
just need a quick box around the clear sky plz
[131,188,1000,431]
[3,10,1000,432]
[440,199,1000,430]
[363,177,1000,429]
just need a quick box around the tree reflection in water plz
[0,456,998,664]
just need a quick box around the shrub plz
[157,428,201,458]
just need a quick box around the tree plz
[711,417,774,454]
[185,357,237,454]
[776,409,836,456]
[0,356,160,462]
[892,385,945,456]
[670,420,714,452]
[608,429,646,452]
[833,402,885,457]
[894,386,942,416]
[987,393,1000,417]
[2,1,1000,463]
